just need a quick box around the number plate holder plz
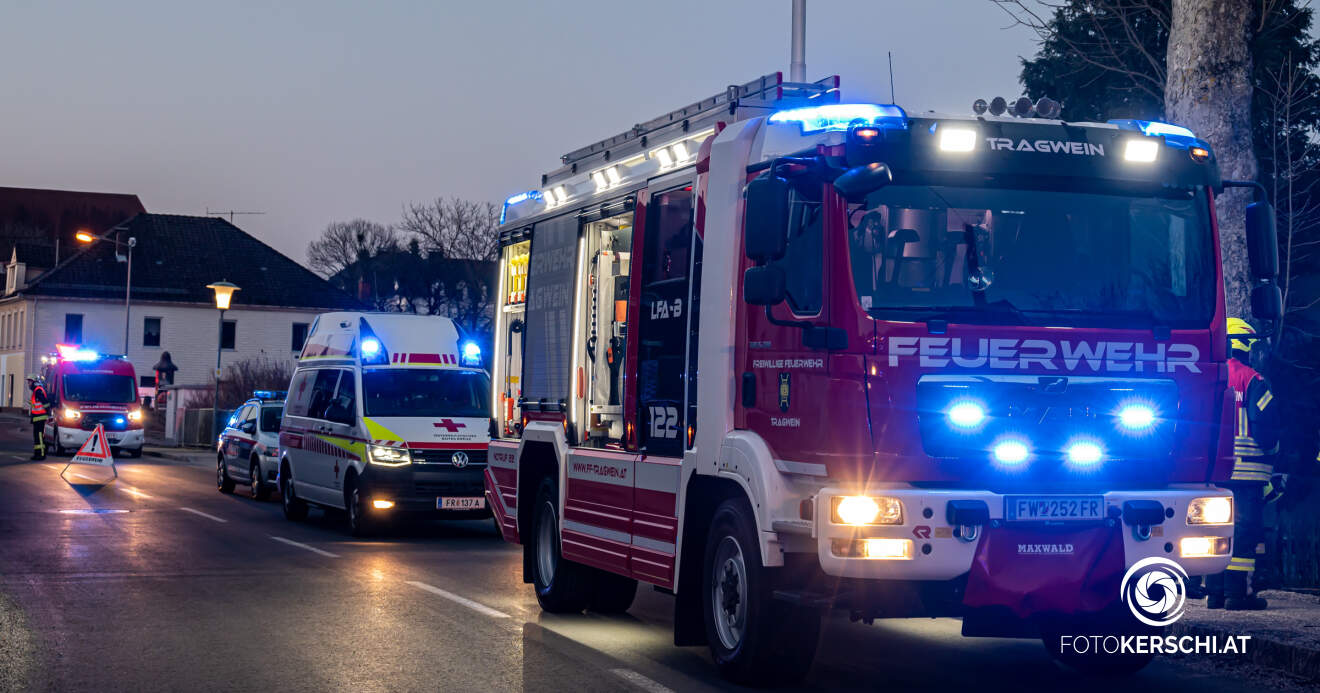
[1004,495,1105,522]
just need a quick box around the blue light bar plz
[460,341,482,367]
[1108,119,1202,149]
[500,190,543,225]
[769,103,909,134]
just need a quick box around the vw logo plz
[450,451,470,468]
[1120,557,1189,627]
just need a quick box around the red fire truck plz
[485,73,1281,683]
[41,344,145,457]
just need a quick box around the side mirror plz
[744,177,790,261]
[743,266,786,305]
[1251,284,1282,322]
[1245,201,1279,281]
[833,162,893,202]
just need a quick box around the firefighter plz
[28,374,50,461]
[1205,318,1278,610]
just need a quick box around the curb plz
[1172,619,1320,681]
[141,448,204,463]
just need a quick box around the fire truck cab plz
[487,73,1281,683]
[41,344,144,457]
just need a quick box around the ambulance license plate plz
[438,497,485,510]
[1005,495,1104,522]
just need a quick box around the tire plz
[1041,611,1158,676]
[346,479,376,537]
[281,463,308,521]
[702,498,822,686]
[123,447,142,458]
[589,571,638,614]
[217,457,236,494]
[249,460,268,501]
[529,476,592,613]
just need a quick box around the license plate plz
[438,497,485,510]
[1005,495,1104,522]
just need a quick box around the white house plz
[0,213,363,409]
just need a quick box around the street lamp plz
[76,227,136,355]
[206,281,240,431]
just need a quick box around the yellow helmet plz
[1227,317,1255,353]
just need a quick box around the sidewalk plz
[1176,590,1320,681]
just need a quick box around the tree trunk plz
[1165,0,1258,320]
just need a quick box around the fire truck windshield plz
[62,374,137,403]
[846,185,1214,328]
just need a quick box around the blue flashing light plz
[500,190,543,225]
[946,400,986,430]
[1109,119,1202,149]
[1117,402,1158,432]
[1065,440,1105,467]
[361,337,381,356]
[1138,121,1195,139]
[460,341,482,367]
[992,438,1030,467]
[252,390,287,401]
[769,103,909,134]
[56,344,100,362]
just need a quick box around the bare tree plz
[399,197,500,261]
[306,219,399,278]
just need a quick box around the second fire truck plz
[485,73,1281,683]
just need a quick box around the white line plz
[45,464,61,470]
[179,507,228,523]
[405,580,510,619]
[610,668,675,693]
[269,536,340,558]
[119,487,153,499]
[70,472,106,482]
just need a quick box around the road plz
[0,419,1309,692]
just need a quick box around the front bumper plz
[361,464,492,517]
[813,486,1233,580]
[55,426,143,452]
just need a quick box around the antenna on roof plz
[205,208,266,224]
[888,51,896,103]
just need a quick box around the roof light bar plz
[769,103,908,134]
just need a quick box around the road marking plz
[405,580,510,619]
[610,668,675,693]
[269,536,340,558]
[44,464,61,470]
[179,507,227,523]
[119,487,153,499]
[69,472,107,483]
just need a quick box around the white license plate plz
[438,497,485,510]
[1005,495,1104,522]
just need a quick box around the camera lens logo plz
[1120,557,1189,627]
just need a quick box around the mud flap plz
[962,523,1125,634]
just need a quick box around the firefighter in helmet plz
[27,374,50,461]
[1205,318,1278,610]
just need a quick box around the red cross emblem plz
[434,419,466,433]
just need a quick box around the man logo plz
[450,451,469,469]
[1121,557,1189,627]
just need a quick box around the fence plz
[180,407,233,447]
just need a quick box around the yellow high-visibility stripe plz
[1256,391,1273,410]
[1230,472,1271,481]
[1230,557,1255,565]
[1235,461,1273,472]
[1226,564,1252,571]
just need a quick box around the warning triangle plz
[71,424,115,467]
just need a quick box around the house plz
[0,186,147,293]
[0,213,364,409]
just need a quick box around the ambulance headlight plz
[1187,496,1233,525]
[831,495,903,526]
[367,445,411,467]
[460,341,481,367]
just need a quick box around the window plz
[284,370,315,417]
[64,314,83,344]
[143,317,161,347]
[220,320,236,350]
[637,186,694,455]
[771,194,824,315]
[291,322,309,352]
[306,369,342,421]
[259,405,283,432]
[61,374,136,403]
[324,370,356,425]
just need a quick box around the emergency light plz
[769,103,908,134]
[1109,119,1203,150]
[55,344,99,362]
[460,341,482,367]
[357,318,390,366]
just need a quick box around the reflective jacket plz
[1228,359,1278,482]
[29,386,49,422]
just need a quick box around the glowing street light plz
[76,227,136,354]
[206,281,240,431]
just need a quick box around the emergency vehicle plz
[217,390,286,500]
[278,312,491,536]
[487,73,1282,682]
[41,344,144,457]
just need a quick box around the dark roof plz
[20,213,366,311]
[0,186,147,268]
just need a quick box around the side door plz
[298,369,345,505]
[320,369,360,506]
[235,405,259,479]
[281,370,315,494]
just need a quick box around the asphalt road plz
[0,420,1310,692]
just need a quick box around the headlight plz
[1187,496,1233,525]
[127,409,143,422]
[1180,536,1231,558]
[832,496,903,526]
[62,408,82,422]
[367,444,411,466]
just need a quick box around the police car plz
[217,391,285,500]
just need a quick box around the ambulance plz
[41,344,144,457]
[277,312,491,536]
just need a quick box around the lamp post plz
[206,281,240,435]
[76,227,136,354]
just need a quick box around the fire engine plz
[41,344,145,457]
[484,73,1281,683]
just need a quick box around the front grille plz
[413,478,485,496]
[412,449,487,467]
[81,413,129,431]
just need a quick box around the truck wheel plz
[346,479,376,537]
[281,465,308,521]
[1040,612,1158,676]
[529,476,591,613]
[249,459,268,501]
[589,571,638,614]
[703,498,821,685]
[217,457,235,494]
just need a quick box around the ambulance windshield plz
[362,369,490,418]
[845,185,1214,328]
[62,374,137,403]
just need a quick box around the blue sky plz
[0,1,1069,263]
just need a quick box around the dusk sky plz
[3,1,1067,265]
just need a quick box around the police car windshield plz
[846,185,1214,328]
[260,405,283,431]
[62,374,136,403]
[362,369,490,418]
